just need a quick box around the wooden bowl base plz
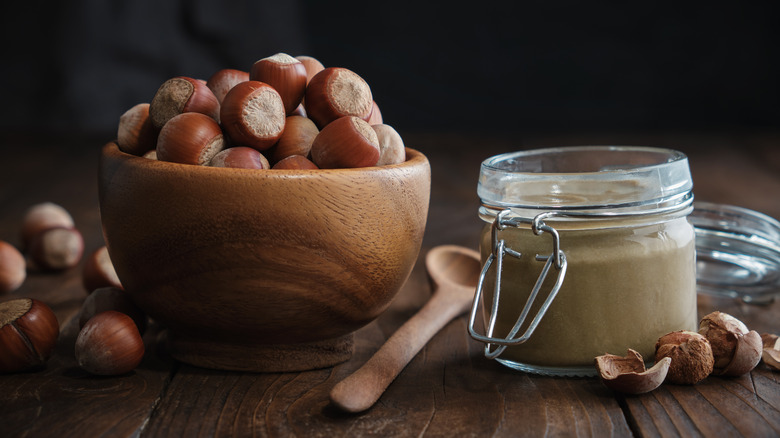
[167,331,355,373]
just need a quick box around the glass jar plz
[468,146,698,376]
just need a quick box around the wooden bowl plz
[98,143,430,372]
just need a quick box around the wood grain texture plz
[0,131,778,437]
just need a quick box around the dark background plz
[2,1,778,138]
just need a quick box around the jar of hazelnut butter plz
[469,146,698,376]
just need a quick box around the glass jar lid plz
[692,202,780,303]
[478,146,693,215]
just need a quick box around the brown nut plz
[156,112,226,165]
[304,67,373,128]
[82,246,122,293]
[269,115,319,163]
[372,124,406,166]
[206,68,249,104]
[655,330,714,384]
[699,311,762,376]
[595,349,670,394]
[0,298,59,373]
[761,333,780,371]
[310,116,380,169]
[250,53,308,115]
[149,76,220,129]
[366,100,383,125]
[77,287,147,334]
[295,55,325,85]
[20,202,75,250]
[75,310,144,375]
[209,147,270,169]
[220,80,286,151]
[116,103,158,156]
[0,241,26,293]
[28,226,84,271]
[272,155,319,170]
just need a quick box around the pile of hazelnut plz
[1,202,146,376]
[116,53,405,170]
[596,311,780,394]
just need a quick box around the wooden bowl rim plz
[102,142,428,178]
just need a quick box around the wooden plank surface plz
[0,130,778,437]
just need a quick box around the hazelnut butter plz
[468,146,698,376]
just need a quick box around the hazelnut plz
[761,333,780,371]
[699,311,762,376]
[156,112,226,165]
[27,226,84,271]
[77,287,147,334]
[595,349,670,394]
[82,245,122,293]
[366,100,383,125]
[206,68,249,104]
[20,202,74,250]
[272,155,319,170]
[295,55,325,85]
[304,67,373,128]
[310,116,380,169]
[0,298,59,373]
[149,76,220,129]
[0,241,26,293]
[116,103,157,156]
[655,330,714,384]
[269,115,319,164]
[372,124,406,166]
[219,80,286,151]
[209,147,270,169]
[250,53,308,115]
[75,310,145,375]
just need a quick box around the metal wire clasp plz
[468,209,568,359]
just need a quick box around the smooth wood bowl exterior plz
[98,142,430,371]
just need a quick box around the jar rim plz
[478,146,693,213]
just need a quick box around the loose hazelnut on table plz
[310,116,380,169]
[595,349,671,394]
[149,76,221,129]
[75,310,144,376]
[304,67,373,128]
[220,81,286,151]
[116,103,157,156]
[372,124,406,166]
[209,147,270,169]
[250,53,308,115]
[20,202,75,250]
[82,245,122,293]
[0,241,26,293]
[156,112,226,166]
[698,311,762,376]
[655,330,714,385]
[0,298,59,373]
[268,115,319,164]
[28,226,84,271]
[206,68,249,104]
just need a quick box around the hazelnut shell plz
[655,330,714,385]
[596,349,670,394]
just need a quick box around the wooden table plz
[1,130,779,437]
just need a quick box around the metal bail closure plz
[468,209,568,360]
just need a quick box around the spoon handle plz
[329,287,469,413]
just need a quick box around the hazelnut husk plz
[595,349,670,394]
[699,311,762,376]
[655,330,714,385]
[761,333,780,371]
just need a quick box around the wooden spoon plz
[329,244,482,413]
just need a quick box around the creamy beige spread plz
[479,216,697,368]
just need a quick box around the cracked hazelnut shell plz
[655,330,714,384]
[699,311,762,376]
[762,333,780,371]
[596,349,670,394]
